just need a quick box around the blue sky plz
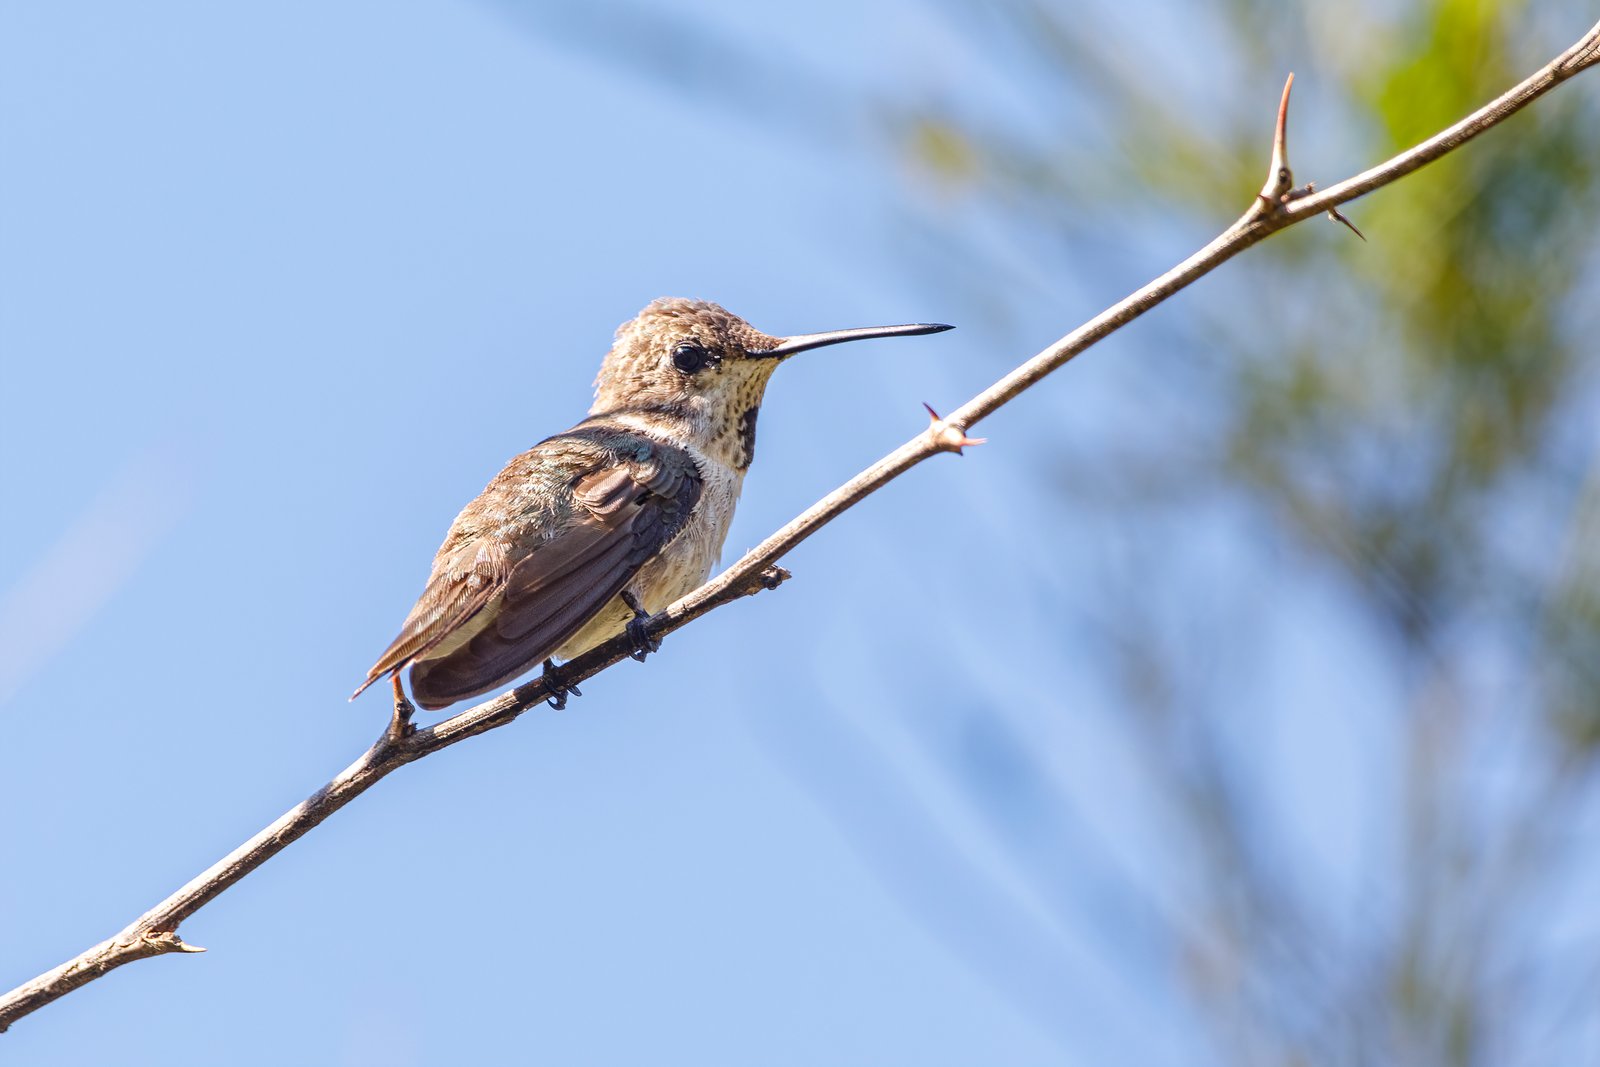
[6,1,1593,1064]
[0,3,1112,1062]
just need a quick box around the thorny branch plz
[3,17,1597,1035]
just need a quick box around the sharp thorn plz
[1275,72,1294,162]
[1328,206,1367,241]
[923,402,986,455]
[1257,72,1296,206]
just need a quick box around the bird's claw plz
[543,658,581,711]
[621,591,662,662]
[627,620,662,662]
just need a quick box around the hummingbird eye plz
[671,341,711,374]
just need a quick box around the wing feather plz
[356,434,701,711]
[350,539,508,699]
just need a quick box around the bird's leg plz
[621,590,662,662]
[385,674,416,744]
[543,658,581,711]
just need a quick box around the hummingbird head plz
[592,297,952,471]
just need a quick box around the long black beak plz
[755,321,953,359]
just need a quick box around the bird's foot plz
[386,674,416,743]
[543,658,582,711]
[621,591,662,662]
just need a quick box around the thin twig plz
[2,17,1596,1035]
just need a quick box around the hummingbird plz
[353,298,952,711]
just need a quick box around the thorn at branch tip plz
[922,403,986,456]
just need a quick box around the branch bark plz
[3,18,1596,1035]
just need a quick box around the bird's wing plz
[381,444,700,710]
[351,534,511,701]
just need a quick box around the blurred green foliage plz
[888,3,1599,1064]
